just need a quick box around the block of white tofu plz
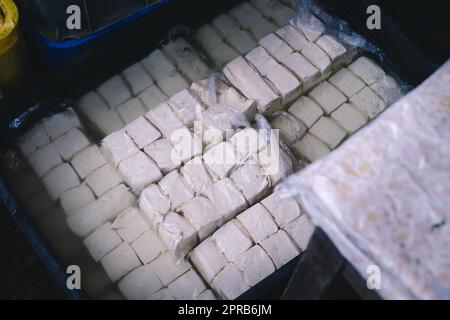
[309,81,347,115]
[331,103,368,133]
[138,85,168,110]
[230,163,270,205]
[121,62,153,95]
[42,163,80,200]
[77,92,124,136]
[70,145,108,179]
[36,207,70,240]
[181,157,214,194]
[275,25,309,52]
[41,107,81,140]
[145,103,184,138]
[246,46,301,103]
[170,128,202,163]
[118,152,162,192]
[112,207,150,243]
[125,116,161,149]
[261,192,301,227]
[116,98,147,125]
[24,189,54,218]
[260,230,299,268]
[66,184,135,237]
[131,230,166,264]
[155,70,190,97]
[329,68,366,98]
[139,184,171,229]
[101,130,139,167]
[100,242,142,282]
[234,245,276,286]
[259,34,320,91]
[350,86,386,119]
[97,75,132,108]
[149,251,190,285]
[300,42,332,76]
[53,128,90,161]
[370,75,403,105]
[144,139,181,173]
[290,13,325,42]
[141,49,175,81]
[179,196,222,241]
[237,203,278,243]
[85,164,122,197]
[288,96,323,128]
[309,117,347,149]
[316,35,348,64]
[271,112,307,144]
[196,290,216,300]
[284,214,315,251]
[203,141,238,178]
[190,237,228,283]
[251,0,296,26]
[211,263,250,300]
[348,56,385,85]
[159,171,194,209]
[83,222,123,262]
[147,288,174,300]
[158,212,197,258]
[60,184,95,214]
[293,133,330,162]
[255,145,294,185]
[230,2,277,40]
[195,25,240,68]
[212,14,257,55]
[223,56,280,113]
[203,178,248,221]
[163,38,211,82]
[212,220,253,262]
[118,265,163,300]
[168,89,204,127]
[229,127,266,162]
[17,124,50,157]
[168,269,207,300]
[27,143,62,178]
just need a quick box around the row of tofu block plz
[270,57,403,163]
[76,37,213,137]
[190,191,314,299]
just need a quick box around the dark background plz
[0,0,448,300]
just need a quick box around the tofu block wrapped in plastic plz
[279,62,450,299]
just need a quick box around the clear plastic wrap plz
[278,61,450,299]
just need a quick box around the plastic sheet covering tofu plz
[278,61,450,299]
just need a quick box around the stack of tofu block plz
[271,57,403,163]
[11,0,407,300]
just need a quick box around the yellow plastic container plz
[0,0,24,94]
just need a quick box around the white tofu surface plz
[212,220,253,262]
[101,130,139,167]
[83,222,123,262]
[237,203,278,243]
[42,163,80,200]
[85,163,122,197]
[288,96,324,128]
[100,242,142,282]
[168,269,207,300]
[131,230,166,264]
[116,98,147,125]
[97,75,132,108]
[28,143,62,178]
[71,145,108,179]
[271,112,307,144]
[60,184,95,214]
[53,128,90,161]
[112,207,150,243]
[168,89,204,127]
[138,85,168,110]
[41,107,81,140]
[190,237,228,283]
[350,86,386,119]
[309,117,347,149]
[17,124,50,157]
[139,184,171,229]
[181,157,214,194]
[329,68,366,98]
[158,171,194,209]
[284,214,315,251]
[261,192,301,227]
[211,263,250,300]
[309,81,347,115]
[118,265,163,300]
[141,49,175,81]
[149,251,190,286]
[212,14,257,55]
[331,103,368,133]
[145,103,184,138]
[118,152,162,192]
[121,62,153,95]
[203,141,238,178]
[293,133,330,162]
[158,212,197,259]
[234,245,275,286]
[144,138,181,173]
[259,230,299,268]
[348,56,385,85]
[230,163,270,205]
